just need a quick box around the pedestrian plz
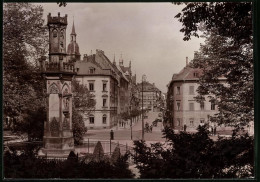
[110,130,114,140]
[184,124,187,132]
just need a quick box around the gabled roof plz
[171,65,203,81]
[117,65,129,82]
[120,65,131,74]
[137,81,161,92]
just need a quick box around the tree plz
[175,2,252,45]
[175,2,253,129]
[72,106,87,145]
[72,79,96,145]
[3,3,48,139]
[133,126,254,178]
[4,145,134,178]
[111,145,121,164]
[192,30,253,129]
[92,141,105,162]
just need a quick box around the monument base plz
[38,148,75,159]
[38,136,75,159]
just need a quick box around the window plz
[89,83,94,91]
[89,115,94,124]
[207,115,210,121]
[103,99,107,107]
[200,119,205,124]
[189,86,194,95]
[177,102,181,111]
[189,103,194,111]
[103,83,107,91]
[177,87,180,95]
[102,115,107,124]
[190,119,194,126]
[89,68,95,74]
[194,72,199,77]
[200,102,204,110]
[177,118,181,126]
[211,101,215,110]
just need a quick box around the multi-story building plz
[137,80,162,112]
[166,57,228,132]
[66,20,131,129]
[74,50,121,129]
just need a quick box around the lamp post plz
[141,74,146,141]
[130,106,132,140]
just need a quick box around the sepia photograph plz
[3,2,255,179]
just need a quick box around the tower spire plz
[113,53,116,64]
[119,53,123,66]
[71,17,76,35]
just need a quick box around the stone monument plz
[39,13,76,157]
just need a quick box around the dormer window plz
[89,68,95,74]
[194,72,199,77]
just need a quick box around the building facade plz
[137,81,162,112]
[74,50,129,129]
[166,58,230,132]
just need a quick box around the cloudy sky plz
[39,3,204,93]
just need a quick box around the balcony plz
[40,60,75,73]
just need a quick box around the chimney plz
[186,57,188,66]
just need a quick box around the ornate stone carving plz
[63,97,69,110]
[50,117,59,137]
[63,117,69,129]
[49,83,59,94]
[63,87,69,95]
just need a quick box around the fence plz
[75,139,135,164]
[4,140,136,164]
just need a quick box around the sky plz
[39,3,204,93]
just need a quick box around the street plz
[84,111,165,142]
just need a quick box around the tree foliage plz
[4,146,134,178]
[175,2,252,45]
[92,141,105,162]
[3,3,48,140]
[71,79,96,145]
[72,106,87,145]
[72,79,96,113]
[192,30,253,129]
[133,126,254,178]
[121,111,130,121]
[175,2,253,129]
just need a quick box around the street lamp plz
[142,74,146,141]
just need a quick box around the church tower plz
[39,13,75,158]
[67,19,81,62]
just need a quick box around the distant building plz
[166,57,227,132]
[137,80,162,112]
[67,21,81,62]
